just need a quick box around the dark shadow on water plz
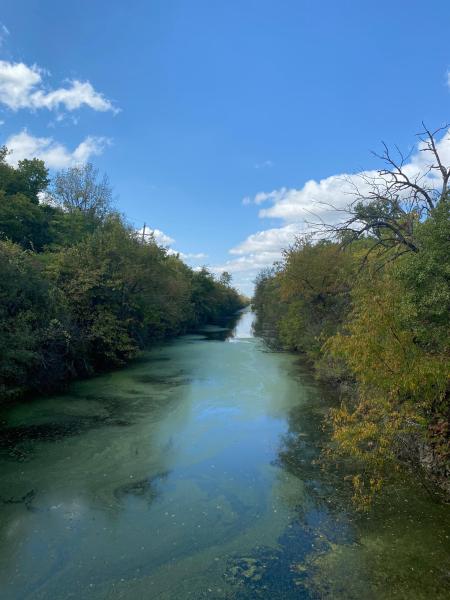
[197,312,244,341]
[113,471,169,506]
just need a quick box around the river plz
[0,309,449,599]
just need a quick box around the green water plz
[0,310,449,599]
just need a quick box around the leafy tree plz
[0,148,245,402]
[0,241,66,398]
[52,163,113,219]
[0,147,49,203]
[0,191,57,250]
[13,158,50,203]
[279,239,354,357]
[219,271,232,286]
[253,125,450,505]
[0,150,54,250]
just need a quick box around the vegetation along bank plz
[0,148,245,403]
[252,125,450,506]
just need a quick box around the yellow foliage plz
[325,261,449,506]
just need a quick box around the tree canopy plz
[253,126,450,506]
[0,154,245,402]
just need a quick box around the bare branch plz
[311,123,448,260]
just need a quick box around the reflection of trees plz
[203,312,242,341]
[113,471,169,506]
[275,370,450,600]
[0,350,193,563]
[275,368,355,518]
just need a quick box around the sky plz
[1,0,450,294]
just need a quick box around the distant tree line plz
[0,149,245,403]
[253,125,450,506]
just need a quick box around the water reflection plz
[0,311,449,599]
[195,310,244,341]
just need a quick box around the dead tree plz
[317,123,450,259]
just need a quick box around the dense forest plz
[253,125,450,505]
[0,148,245,403]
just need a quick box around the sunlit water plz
[0,310,449,599]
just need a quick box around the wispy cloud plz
[0,23,10,47]
[0,60,118,113]
[5,130,110,168]
[177,251,207,260]
[242,188,285,205]
[254,159,273,169]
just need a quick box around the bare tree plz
[318,124,450,258]
[52,163,113,219]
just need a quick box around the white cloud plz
[230,223,303,256]
[409,128,450,180]
[231,177,364,292]
[244,130,450,226]
[213,252,281,274]
[138,227,208,262]
[225,128,450,295]
[0,60,118,113]
[4,130,110,168]
[174,251,208,260]
[246,176,374,223]
[149,228,175,246]
[242,189,282,205]
[210,223,304,295]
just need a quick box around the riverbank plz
[1,308,247,411]
[1,311,449,599]
[251,222,450,506]
[0,155,247,405]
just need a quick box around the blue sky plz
[1,0,450,293]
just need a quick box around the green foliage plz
[252,268,285,344]
[52,163,113,219]
[253,240,355,365]
[253,202,449,505]
[279,239,354,357]
[0,147,49,203]
[191,267,243,326]
[326,262,448,505]
[0,240,67,399]
[0,191,56,250]
[219,271,232,286]
[0,151,244,402]
[399,198,450,353]
[0,148,54,251]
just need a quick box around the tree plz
[0,148,53,250]
[0,240,66,399]
[278,239,355,358]
[0,151,245,403]
[52,163,113,219]
[219,271,232,286]
[14,158,50,203]
[0,191,57,250]
[0,147,49,203]
[321,124,450,260]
